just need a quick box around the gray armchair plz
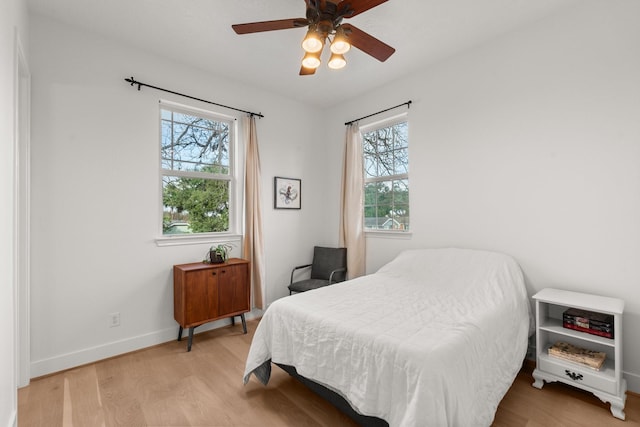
[288,246,347,294]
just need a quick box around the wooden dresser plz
[173,258,250,351]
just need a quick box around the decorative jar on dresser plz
[532,288,626,420]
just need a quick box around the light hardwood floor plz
[19,320,640,426]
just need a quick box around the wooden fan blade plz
[342,0,388,18]
[232,18,308,34]
[342,23,395,62]
[299,65,317,76]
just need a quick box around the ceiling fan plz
[232,0,395,75]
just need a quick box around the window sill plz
[364,230,412,239]
[156,233,242,247]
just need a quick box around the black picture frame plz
[274,177,301,209]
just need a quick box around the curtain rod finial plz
[124,76,142,90]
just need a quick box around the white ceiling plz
[26,0,579,108]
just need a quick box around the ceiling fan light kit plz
[330,27,351,54]
[328,53,347,69]
[302,51,322,69]
[231,0,395,76]
[302,28,324,53]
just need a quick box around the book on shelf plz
[548,341,606,371]
[563,322,613,338]
[563,308,614,339]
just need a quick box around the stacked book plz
[548,341,606,371]
[563,308,614,339]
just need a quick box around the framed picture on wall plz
[274,177,301,209]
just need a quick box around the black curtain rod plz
[124,77,264,119]
[345,100,412,126]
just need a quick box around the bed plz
[243,248,531,426]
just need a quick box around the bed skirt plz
[276,363,389,427]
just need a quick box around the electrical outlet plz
[109,312,120,328]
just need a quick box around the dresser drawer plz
[539,354,617,395]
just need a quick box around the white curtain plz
[242,115,266,309]
[339,122,366,278]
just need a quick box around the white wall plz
[1,0,29,425]
[325,0,640,391]
[28,13,338,377]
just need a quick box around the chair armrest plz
[328,267,347,285]
[290,264,312,285]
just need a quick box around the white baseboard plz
[625,370,640,394]
[30,311,260,378]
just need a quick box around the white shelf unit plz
[532,288,626,420]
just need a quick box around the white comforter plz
[243,248,530,427]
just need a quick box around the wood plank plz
[65,366,106,426]
[94,353,148,426]
[18,375,65,427]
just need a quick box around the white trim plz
[155,233,242,247]
[163,168,232,181]
[359,111,408,132]
[365,230,412,239]
[158,101,242,239]
[30,310,261,378]
[361,114,410,235]
[7,410,16,427]
[624,370,640,394]
[14,30,30,389]
[159,99,238,123]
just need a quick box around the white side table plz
[532,288,626,420]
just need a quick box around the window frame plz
[156,100,244,247]
[360,112,411,236]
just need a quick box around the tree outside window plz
[362,120,409,231]
[161,106,234,235]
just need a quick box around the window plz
[362,117,409,231]
[160,102,236,236]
